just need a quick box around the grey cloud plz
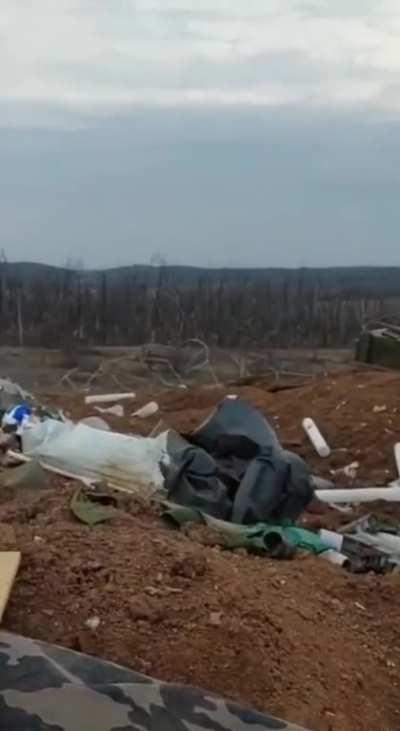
[0,107,399,268]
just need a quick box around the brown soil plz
[2,368,400,731]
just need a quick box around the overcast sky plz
[1,0,400,268]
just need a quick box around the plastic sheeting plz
[164,398,314,524]
[22,419,168,491]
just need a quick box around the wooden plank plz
[0,552,21,622]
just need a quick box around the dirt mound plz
[5,368,400,730]
[1,483,400,731]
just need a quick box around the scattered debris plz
[0,369,399,731]
[132,401,160,419]
[95,404,125,417]
[2,404,32,434]
[302,417,331,457]
[331,461,360,479]
[85,392,136,405]
[373,405,387,413]
[342,461,360,479]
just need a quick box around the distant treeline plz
[0,261,398,348]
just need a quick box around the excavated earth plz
[1,368,400,731]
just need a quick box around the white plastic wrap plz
[22,419,168,491]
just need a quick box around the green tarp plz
[163,502,329,558]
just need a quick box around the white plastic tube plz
[85,393,136,405]
[319,529,344,552]
[302,418,331,457]
[320,549,349,567]
[316,485,400,504]
[394,443,400,477]
[132,401,159,419]
[356,531,400,555]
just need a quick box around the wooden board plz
[0,552,21,622]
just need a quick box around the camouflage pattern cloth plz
[0,631,311,730]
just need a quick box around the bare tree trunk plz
[16,288,24,347]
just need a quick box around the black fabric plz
[163,443,232,520]
[164,399,314,525]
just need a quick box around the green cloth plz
[71,488,117,526]
[162,502,329,558]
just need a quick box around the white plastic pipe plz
[85,393,136,405]
[320,549,349,567]
[355,531,400,555]
[316,485,400,504]
[302,418,331,457]
[132,401,159,419]
[394,443,400,477]
[319,529,344,552]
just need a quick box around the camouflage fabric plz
[0,631,311,730]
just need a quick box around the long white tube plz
[356,531,400,555]
[316,485,400,504]
[85,393,136,405]
[302,418,331,457]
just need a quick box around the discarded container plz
[302,418,331,458]
[2,404,32,435]
[85,393,135,405]
[132,401,159,419]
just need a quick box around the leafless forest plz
[0,261,398,349]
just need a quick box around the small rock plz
[85,616,100,631]
[209,611,223,627]
[128,598,162,624]
[354,602,366,612]
[171,555,207,579]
